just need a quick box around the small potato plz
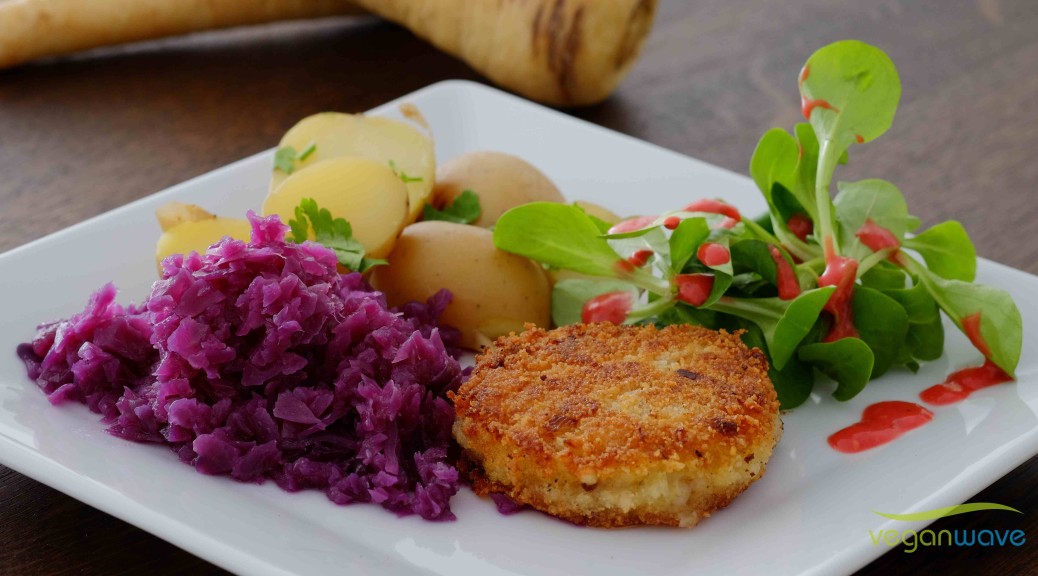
[433,151,564,227]
[272,112,435,222]
[156,218,252,272]
[370,221,550,350]
[263,157,409,259]
[155,201,216,232]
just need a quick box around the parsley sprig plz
[423,190,482,224]
[274,142,317,175]
[288,198,386,272]
[388,160,424,183]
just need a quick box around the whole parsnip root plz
[0,0,655,106]
[0,0,362,69]
[349,0,658,106]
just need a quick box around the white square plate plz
[1,81,1036,576]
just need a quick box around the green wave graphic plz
[874,503,1023,521]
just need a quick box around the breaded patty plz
[451,323,782,528]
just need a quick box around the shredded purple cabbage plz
[489,492,527,515]
[17,212,464,520]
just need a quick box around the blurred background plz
[1,1,1037,574]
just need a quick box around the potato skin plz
[370,221,550,350]
[433,151,564,227]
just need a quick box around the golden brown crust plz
[451,323,782,528]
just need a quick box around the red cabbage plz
[17,212,464,520]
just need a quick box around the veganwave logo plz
[870,503,1025,553]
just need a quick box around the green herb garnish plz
[492,40,1022,408]
[274,142,317,174]
[288,198,386,272]
[388,160,423,183]
[422,190,482,224]
[298,142,317,161]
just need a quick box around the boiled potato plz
[156,217,252,271]
[263,157,409,259]
[155,201,216,232]
[370,221,550,350]
[433,151,564,227]
[271,112,434,222]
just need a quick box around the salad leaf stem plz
[710,296,783,321]
[626,295,675,322]
[800,257,825,272]
[777,225,819,262]
[740,217,781,246]
[815,139,842,258]
[627,272,672,295]
[899,254,953,316]
[743,217,818,262]
[856,247,897,278]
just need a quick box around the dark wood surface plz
[2,1,1037,574]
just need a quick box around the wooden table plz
[2,1,1037,574]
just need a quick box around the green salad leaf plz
[802,40,901,258]
[670,217,711,272]
[800,40,901,152]
[883,282,944,362]
[851,286,909,378]
[860,261,907,291]
[833,179,911,262]
[712,288,834,371]
[553,279,638,327]
[735,319,816,409]
[909,261,1022,376]
[490,39,1022,408]
[799,338,875,401]
[495,203,668,295]
[751,129,802,213]
[903,220,977,282]
[794,123,821,207]
[494,203,624,277]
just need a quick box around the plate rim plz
[1,78,1036,576]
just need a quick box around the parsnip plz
[0,0,361,69]
[349,0,658,106]
[1,0,655,106]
